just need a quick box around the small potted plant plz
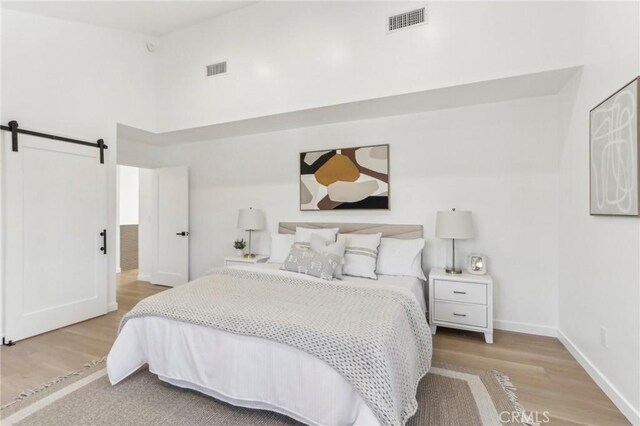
[233,239,247,257]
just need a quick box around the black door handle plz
[100,229,107,254]
[176,231,189,236]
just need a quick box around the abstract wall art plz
[590,77,639,216]
[300,144,389,210]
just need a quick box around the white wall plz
[146,95,561,335]
[154,1,584,132]
[0,8,4,337]
[117,136,165,169]
[118,166,140,225]
[1,10,157,312]
[0,129,4,336]
[557,2,640,422]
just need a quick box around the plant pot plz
[235,249,244,257]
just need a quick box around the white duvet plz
[107,264,427,426]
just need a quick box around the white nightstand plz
[224,255,269,267]
[428,268,494,344]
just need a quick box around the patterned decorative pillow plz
[337,233,382,280]
[310,234,346,278]
[281,246,341,280]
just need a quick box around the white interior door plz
[151,167,189,286]
[3,135,108,343]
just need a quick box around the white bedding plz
[258,262,427,313]
[107,264,427,426]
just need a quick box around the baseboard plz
[107,302,118,313]
[137,273,151,282]
[493,319,557,337]
[558,329,640,424]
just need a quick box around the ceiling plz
[119,66,582,147]
[1,1,256,36]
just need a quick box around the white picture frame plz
[467,254,487,275]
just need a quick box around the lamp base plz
[243,253,257,259]
[445,267,463,274]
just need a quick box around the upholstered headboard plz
[278,222,423,239]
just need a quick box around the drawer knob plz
[453,313,467,317]
[453,291,467,295]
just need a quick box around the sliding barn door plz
[3,134,108,342]
[151,167,189,287]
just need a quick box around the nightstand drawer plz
[434,279,486,305]
[433,301,487,328]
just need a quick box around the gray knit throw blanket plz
[119,268,432,426]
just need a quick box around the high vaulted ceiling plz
[119,67,582,146]
[1,1,256,36]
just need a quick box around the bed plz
[107,223,432,426]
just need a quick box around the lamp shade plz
[237,208,265,231]
[435,210,473,239]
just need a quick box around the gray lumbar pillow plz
[280,246,341,280]
[310,234,346,278]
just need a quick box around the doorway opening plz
[117,165,152,283]
[116,165,190,287]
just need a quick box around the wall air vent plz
[206,61,227,77]
[388,7,426,32]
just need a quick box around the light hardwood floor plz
[1,270,629,425]
[0,269,164,405]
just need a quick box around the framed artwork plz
[590,77,639,216]
[300,144,389,210]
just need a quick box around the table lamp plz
[237,208,265,258]
[435,208,473,274]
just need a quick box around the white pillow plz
[268,233,295,263]
[310,234,346,278]
[337,233,382,280]
[376,238,427,280]
[294,227,339,248]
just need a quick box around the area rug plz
[1,359,529,425]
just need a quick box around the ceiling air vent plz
[206,61,227,77]
[388,7,426,32]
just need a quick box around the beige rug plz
[1,359,529,425]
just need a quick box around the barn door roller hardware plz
[0,121,108,164]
